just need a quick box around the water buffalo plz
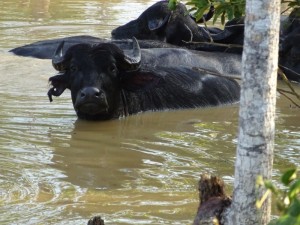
[111,1,212,46]
[184,17,244,53]
[48,38,240,120]
[279,27,300,83]
[111,1,244,53]
[278,7,300,83]
[281,7,300,36]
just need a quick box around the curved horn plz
[52,41,68,71]
[148,13,171,31]
[123,37,141,71]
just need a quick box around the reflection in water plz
[51,108,239,190]
[48,107,240,224]
[0,0,299,224]
[52,119,147,189]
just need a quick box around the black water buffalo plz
[184,17,244,53]
[279,27,300,83]
[278,7,300,83]
[111,1,244,53]
[48,38,240,120]
[111,1,211,46]
[281,7,300,36]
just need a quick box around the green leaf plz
[187,0,208,8]
[287,198,300,217]
[186,1,199,6]
[281,168,297,186]
[227,5,234,20]
[264,180,278,194]
[168,0,178,10]
[257,175,264,186]
[188,7,198,13]
[233,2,245,18]
[276,215,300,225]
[221,11,226,25]
[288,179,300,199]
[195,5,210,22]
[213,5,225,24]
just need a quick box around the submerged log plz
[193,174,231,225]
[87,216,105,225]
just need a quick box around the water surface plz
[0,1,299,224]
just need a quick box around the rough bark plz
[223,0,281,225]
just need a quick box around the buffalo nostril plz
[80,87,102,100]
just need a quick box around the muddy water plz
[0,0,299,224]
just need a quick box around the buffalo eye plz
[70,64,78,72]
[108,64,117,74]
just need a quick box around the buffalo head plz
[111,1,210,45]
[48,38,141,120]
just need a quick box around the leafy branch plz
[169,0,300,25]
[257,169,300,225]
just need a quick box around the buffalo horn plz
[52,41,67,71]
[123,37,141,71]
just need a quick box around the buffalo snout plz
[75,87,108,115]
[80,87,103,100]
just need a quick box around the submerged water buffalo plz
[111,1,244,53]
[281,7,300,36]
[111,1,211,45]
[48,39,240,120]
[279,28,300,82]
[279,7,300,82]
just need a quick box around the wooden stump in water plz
[86,175,230,225]
[87,216,105,225]
[193,174,231,225]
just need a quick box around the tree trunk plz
[224,0,281,225]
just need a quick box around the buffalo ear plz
[148,14,171,32]
[48,74,69,102]
[121,71,163,92]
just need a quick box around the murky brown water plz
[0,0,299,224]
